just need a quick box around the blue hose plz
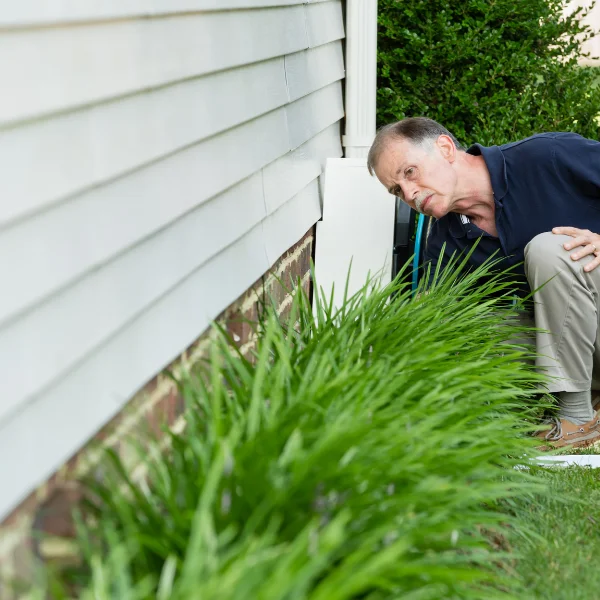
[412,213,426,294]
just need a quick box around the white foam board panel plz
[314,158,395,311]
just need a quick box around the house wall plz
[570,0,600,64]
[0,0,345,570]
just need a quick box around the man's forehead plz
[380,139,424,171]
[385,138,424,160]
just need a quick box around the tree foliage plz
[377,0,600,145]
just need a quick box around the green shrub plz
[35,259,550,599]
[377,0,600,145]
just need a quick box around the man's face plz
[374,136,457,219]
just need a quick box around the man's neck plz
[451,154,497,236]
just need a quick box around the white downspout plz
[342,0,378,159]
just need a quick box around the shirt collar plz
[466,143,508,203]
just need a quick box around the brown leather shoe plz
[534,413,600,449]
[588,409,600,434]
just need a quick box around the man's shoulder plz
[499,132,587,154]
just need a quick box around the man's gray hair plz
[367,117,464,176]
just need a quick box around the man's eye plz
[405,168,414,177]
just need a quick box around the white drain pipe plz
[342,0,378,159]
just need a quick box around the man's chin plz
[416,196,448,219]
[429,199,452,219]
[427,206,450,220]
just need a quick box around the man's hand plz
[552,226,600,272]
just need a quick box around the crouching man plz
[368,117,600,448]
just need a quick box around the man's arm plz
[552,134,600,272]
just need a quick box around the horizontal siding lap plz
[0,0,331,27]
[263,179,321,266]
[0,57,289,227]
[0,108,289,328]
[0,174,268,428]
[285,41,345,103]
[262,122,342,214]
[286,80,344,149]
[305,0,345,48]
[0,6,309,127]
[0,223,271,521]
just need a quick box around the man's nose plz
[400,183,419,204]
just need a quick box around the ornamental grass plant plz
[37,256,551,599]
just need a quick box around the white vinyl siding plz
[0,0,344,520]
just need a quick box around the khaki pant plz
[524,232,600,392]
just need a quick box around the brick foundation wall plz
[0,227,314,595]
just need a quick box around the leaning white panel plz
[0,0,307,27]
[263,179,322,266]
[0,224,270,521]
[314,158,395,312]
[0,6,308,126]
[285,81,344,150]
[0,108,289,327]
[0,58,288,226]
[285,41,345,103]
[0,174,267,427]
[305,0,345,48]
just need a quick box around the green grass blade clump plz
[43,257,549,599]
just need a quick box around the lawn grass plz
[509,466,600,600]
[556,442,600,455]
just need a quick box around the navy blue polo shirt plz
[425,132,600,291]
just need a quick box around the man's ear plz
[436,135,456,162]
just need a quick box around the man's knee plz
[525,232,570,264]
[524,232,572,278]
[524,231,599,293]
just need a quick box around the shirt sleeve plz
[553,134,600,198]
